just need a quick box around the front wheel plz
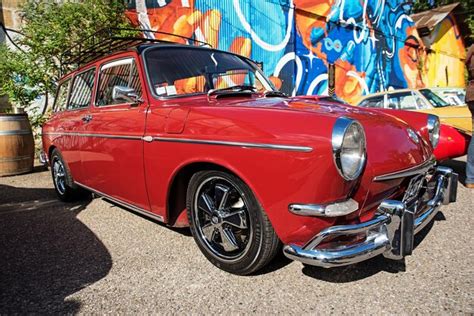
[187,170,280,275]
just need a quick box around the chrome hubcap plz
[53,158,66,195]
[194,177,252,261]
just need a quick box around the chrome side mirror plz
[112,86,142,106]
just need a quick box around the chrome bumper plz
[38,150,48,166]
[283,166,458,268]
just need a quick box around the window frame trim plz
[66,66,97,112]
[94,56,142,108]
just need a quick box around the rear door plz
[80,54,150,210]
[49,68,96,183]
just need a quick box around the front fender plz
[370,109,433,145]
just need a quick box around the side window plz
[53,79,70,112]
[359,96,383,108]
[387,94,400,109]
[68,68,95,110]
[398,93,417,110]
[414,93,430,109]
[96,58,142,106]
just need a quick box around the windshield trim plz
[141,45,275,101]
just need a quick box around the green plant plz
[0,45,43,109]
[18,0,135,91]
[0,0,135,113]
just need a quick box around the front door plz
[80,55,150,210]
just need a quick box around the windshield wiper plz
[264,90,288,98]
[207,85,257,97]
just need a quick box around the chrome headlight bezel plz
[332,117,367,181]
[427,114,440,148]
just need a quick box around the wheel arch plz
[166,160,262,228]
[48,144,57,161]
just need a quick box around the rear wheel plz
[50,149,88,202]
[187,170,280,275]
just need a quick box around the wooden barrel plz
[0,114,34,176]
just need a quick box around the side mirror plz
[388,103,397,109]
[112,86,142,106]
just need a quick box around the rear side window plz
[388,92,417,110]
[96,58,142,106]
[53,79,70,112]
[68,68,95,110]
[359,96,383,108]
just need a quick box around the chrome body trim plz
[407,128,420,144]
[74,181,165,222]
[41,132,313,152]
[43,132,142,140]
[283,166,457,268]
[39,150,48,165]
[373,156,436,181]
[0,129,31,136]
[331,117,367,181]
[142,135,153,142]
[151,136,313,153]
[289,199,359,217]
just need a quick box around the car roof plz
[357,88,416,103]
[59,42,253,83]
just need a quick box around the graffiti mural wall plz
[422,13,466,88]
[126,0,437,104]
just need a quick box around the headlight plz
[332,117,367,181]
[427,115,440,148]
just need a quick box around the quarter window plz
[96,58,142,106]
[68,68,95,110]
[53,79,70,112]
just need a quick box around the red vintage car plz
[41,38,458,275]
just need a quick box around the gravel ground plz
[0,158,473,314]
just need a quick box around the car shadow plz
[300,212,444,283]
[252,250,293,275]
[104,198,193,237]
[0,183,112,314]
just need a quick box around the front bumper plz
[283,166,458,268]
[38,150,48,166]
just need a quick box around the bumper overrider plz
[283,166,458,268]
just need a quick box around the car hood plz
[208,95,433,175]
[178,95,433,218]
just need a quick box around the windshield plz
[419,89,450,107]
[144,47,275,98]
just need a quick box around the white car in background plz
[429,87,466,106]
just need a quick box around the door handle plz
[82,115,92,123]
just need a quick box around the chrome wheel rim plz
[194,176,252,262]
[52,157,66,195]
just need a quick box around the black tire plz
[186,170,280,275]
[50,149,88,202]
